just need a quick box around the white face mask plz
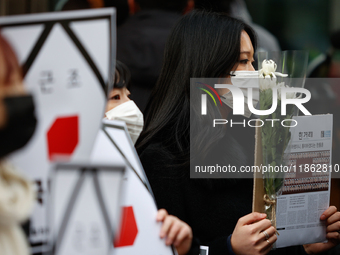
[220,70,259,118]
[105,100,144,144]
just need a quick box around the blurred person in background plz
[58,0,91,10]
[0,33,36,255]
[105,60,144,144]
[195,0,281,55]
[60,0,130,26]
[117,0,194,113]
[59,0,130,25]
[104,0,130,26]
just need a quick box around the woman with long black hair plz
[136,10,340,255]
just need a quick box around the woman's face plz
[217,30,255,96]
[105,87,131,112]
[235,30,255,71]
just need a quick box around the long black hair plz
[136,10,256,164]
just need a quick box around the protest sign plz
[0,9,115,253]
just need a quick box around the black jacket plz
[139,130,308,255]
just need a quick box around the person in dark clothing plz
[136,10,340,255]
[60,0,91,10]
[195,0,281,54]
[116,0,193,112]
[104,0,130,26]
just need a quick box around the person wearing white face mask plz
[215,30,259,119]
[104,61,144,144]
[220,70,260,118]
[219,60,288,118]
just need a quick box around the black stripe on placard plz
[22,22,54,77]
[30,242,46,247]
[0,15,112,28]
[103,122,156,198]
[60,21,106,91]
[102,126,149,190]
[1,14,112,94]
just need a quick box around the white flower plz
[259,75,277,91]
[259,59,288,79]
[262,59,277,74]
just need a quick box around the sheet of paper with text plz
[276,114,332,248]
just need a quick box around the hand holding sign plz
[156,209,193,255]
[303,206,340,255]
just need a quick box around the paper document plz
[275,115,332,248]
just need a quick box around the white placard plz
[0,8,115,253]
[48,163,124,255]
[90,120,176,255]
[102,119,150,186]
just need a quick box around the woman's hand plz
[303,206,340,254]
[156,209,193,255]
[231,212,277,255]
